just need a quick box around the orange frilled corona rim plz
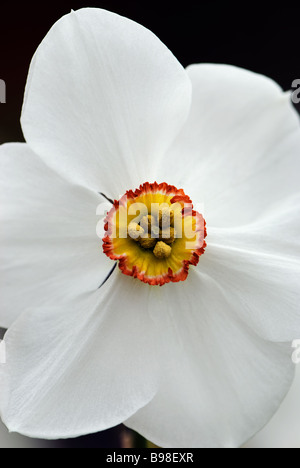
[102,182,207,286]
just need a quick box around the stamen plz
[159,207,175,228]
[139,235,157,249]
[153,241,172,259]
[160,227,176,244]
[140,215,156,233]
[128,222,144,240]
[151,225,160,239]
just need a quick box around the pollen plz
[103,182,207,286]
[140,215,156,233]
[159,207,175,228]
[160,227,176,244]
[128,222,144,240]
[153,241,172,259]
[139,235,157,249]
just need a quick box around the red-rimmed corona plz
[103,182,207,285]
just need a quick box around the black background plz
[0,0,299,448]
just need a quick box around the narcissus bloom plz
[0,8,300,448]
[245,366,300,448]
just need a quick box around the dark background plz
[0,0,299,448]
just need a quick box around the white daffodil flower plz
[0,8,300,448]
[245,364,300,448]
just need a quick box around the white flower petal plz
[21,8,192,197]
[125,270,295,448]
[0,143,112,328]
[245,365,300,448]
[0,420,47,448]
[0,272,159,439]
[204,196,300,341]
[163,64,300,227]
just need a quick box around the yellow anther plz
[153,241,172,259]
[139,235,157,249]
[140,215,156,233]
[159,207,175,228]
[160,227,176,244]
[150,225,160,238]
[128,222,144,240]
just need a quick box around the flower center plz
[103,182,207,286]
[128,207,176,259]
